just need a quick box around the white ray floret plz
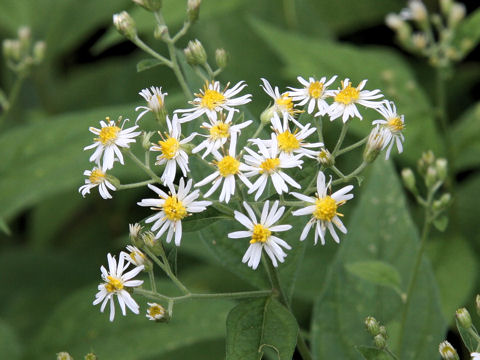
[328,78,384,122]
[93,252,144,322]
[371,100,405,159]
[135,86,167,123]
[175,80,251,123]
[228,201,292,270]
[84,117,141,171]
[288,75,337,115]
[137,178,211,246]
[150,114,196,185]
[79,167,116,199]
[291,171,354,245]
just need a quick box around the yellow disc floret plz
[387,116,404,133]
[308,81,324,99]
[276,93,295,114]
[98,126,120,145]
[277,130,300,153]
[334,83,360,105]
[250,224,271,244]
[106,276,124,292]
[217,156,240,177]
[158,136,179,159]
[200,88,226,110]
[89,169,105,184]
[313,196,338,221]
[163,195,187,221]
[260,158,280,174]
[148,304,165,318]
[209,122,230,140]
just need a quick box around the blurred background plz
[1,0,479,359]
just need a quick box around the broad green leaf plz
[456,319,479,353]
[226,297,298,360]
[457,173,480,243]
[311,160,446,360]
[355,346,389,360]
[345,260,402,296]
[152,339,225,360]
[0,319,22,360]
[137,58,165,72]
[249,18,441,162]
[452,8,480,61]
[451,102,480,171]
[432,216,448,232]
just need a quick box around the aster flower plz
[243,134,303,200]
[150,114,196,185]
[228,201,292,269]
[328,78,384,123]
[291,171,353,245]
[438,341,458,360]
[135,86,167,123]
[260,78,304,126]
[84,117,141,171]
[472,352,480,360]
[192,110,252,158]
[79,167,116,199]
[93,252,144,322]
[371,101,405,159]
[195,137,252,203]
[146,302,166,321]
[125,245,147,266]
[175,80,251,123]
[288,75,337,115]
[137,178,211,246]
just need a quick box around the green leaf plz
[452,8,480,60]
[137,58,165,72]
[355,346,389,360]
[345,260,402,295]
[451,102,480,171]
[432,216,449,232]
[456,319,479,353]
[311,160,446,360]
[226,297,298,360]
[249,18,441,162]
[0,216,11,235]
[0,319,22,360]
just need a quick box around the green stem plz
[282,0,298,29]
[132,36,173,67]
[117,179,155,190]
[384,347,400,360]
[332,161,367,186]
[332,121,350,156]
[316,115,324,143]
[238,121,266,158]
[336,136,368,156]
[172,21,191,43]
[0,74,25,127]
[148,269,157,292]
[125,149,162,183]
[135,288,272,303]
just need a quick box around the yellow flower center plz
[89,169,105,184]
[313,196,338,221]
[334,83,360,105]
[276,93,295,114]
[387,116,404,133]
[308,81,324,98]
[209,122,230,140]
[148,304,165,318]
[200,89,226,110]
[105,276,124,293]
[217,156,240,177]
[158,136,179,160]
[277,130,300,153]
[260,158,280,174]
[250,224,271,244]
[97,126,120,145]
[129,250,145,264]
[163,195,187,221]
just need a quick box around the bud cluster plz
[2,26,45,74]
[364,316,389,350]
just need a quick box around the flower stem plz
[0,74,25,128]
[332,161,367,186]
[332,121,350,156]
[117,179,155,190]
[148,269,157,292]
[125,149,162,183]
[384,347,400,360]
[336,136,368,156]
[135,288,272,303]
[131,36,173,67]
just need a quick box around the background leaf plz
[345,260,402,295]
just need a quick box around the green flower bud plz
[260,105,276,124]
[2,39,21,62]
[318,148,335,168]
[57,352,74,360]
[378,325,387,338]
[401,168,416,193]
[417,150,435,176]
[142,231,164,256]
[154,24,168,40]
[184,39,206,66]
[187,0,201,23]
[84,353,97,360]
[142,131,155,151]
[364,316,380,336]
[129,223,143,246]
[373,334,386,349]
[439,340,459,360]
[449,3,466,28]
[435,158,448,181]
[363,127,387,163]
[113,11,137,40]
[33,41,46,64]
[425,166,438,188]
[106,174,120,188]
[132,0,162,12]
[456,307,472,329]
[215,48,228,69]
[412,32,428,50]
[440,0,453,15]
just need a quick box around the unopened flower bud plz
[17,26,31,52]
[440,0,453,15]
[3,39,21,62]
[456,307,472,329]
[260,105,276,124]
[386,13,404,31]
[449,3,466,28]
[57,352,74,360]
[154,24,168,40]
[33,41,46,63]
[84,353,97,360]
[412,32,427,50]
[439,340,459,360]
[378,325,387,338]
[425,166,438,188]
[142,131,155,151]
[105,174,120,188]
[373,334,386,349]
[417,150,435,176]
[476,294,480,316]
[187,0,201,23]
[401,168,416,193]
[182,142,195,155]
[215,48,228,69]
[365,316,380,336]
[318,148,335,167]
[363,127,387,163]
[146,302,168,321]
[113,11,137,40]
[142,231,164,256]
[129,223,143,246]
[184,39,206,66]
[408,0,428,23]
[435,158,448,181]
[132,0,162,12]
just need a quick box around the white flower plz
[260,78,303,126]
[372,101,405,159]
[150,114,196,185]
[175,80,251,123]
[84,117,141,171]
[93,252,144,322]
[135,86,167,123]
[288,75,337,115]
[471,352,480,360]
[291,171,353,245]
[125,245,147,266]
[243,135,303,200]
[438,341,458,360]
[146,302,166,321]
[228,201,292,269]
[137,178,211,246]
[192,110,252,158]
[400,0,427,22]
[79,167,116,199]
[195,138,252,203]
[328,78,384,122]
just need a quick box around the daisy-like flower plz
[135,86,167,123]
[84,117,141,171]
[471,352,480,360]
[251,113,323,159]
[243,134,303,200]
[328,78,384,123]
[137,178,211,246]
[150,114,196,185]
[260,78,304,126]
[146,302,166,321]
[371,101,405,159]
[125,245,147,266]
[175,80,251,123]
[195,137,252,203]
[438,341,458,360]
[291,171,353,245]
[228,201,292,269]
[288,75,337,115]
[192,110,252,158]
[79,167,116,199]
[93,252,144,322]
